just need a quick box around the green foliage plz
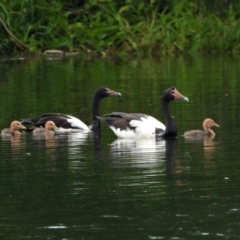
[1,0,240,55]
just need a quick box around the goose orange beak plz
[106,88,122,96]
[172,88,189,102]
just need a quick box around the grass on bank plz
[0,0,240,55]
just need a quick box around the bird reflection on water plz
[1,134,27,183]
[184,136,217,161]
[1,134,25,150]
[109,137,177,172]
[2,127,178,174]
[32,132,90,170]
[52,132,89,160]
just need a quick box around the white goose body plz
[98,87,189,139]
[67,116,89,130]
[53,115,90,133]
[23,113,90,133]
[109,115,166,139]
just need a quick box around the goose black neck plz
[91,91,102,130]
[161,98,177,137]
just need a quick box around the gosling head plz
[45,121,58,131]
[203,118,220,129]
[10,121,26,131]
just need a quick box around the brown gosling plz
[33,121,58,134]
[183,118,220,138]
[1,121,26,136]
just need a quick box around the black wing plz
[98,113,149,131]
[21,113,75,128]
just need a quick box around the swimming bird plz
[97,87,189,139]
[1,120,26,136]
[183,118,220,138]
[21,87,121,133]
[33,121,58,134]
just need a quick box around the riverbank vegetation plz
[1,0,240,55]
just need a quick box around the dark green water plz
[0,55,240,239]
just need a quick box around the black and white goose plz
[97,87,188,139]
[21,87,121,133]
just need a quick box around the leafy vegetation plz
[1,0,240,55]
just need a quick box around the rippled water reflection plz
[0,55,240,239]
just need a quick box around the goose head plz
[97,86,122,98]
[162,87,189,102]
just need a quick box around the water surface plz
[0,55,240,239]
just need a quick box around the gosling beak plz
[20,125,26,130]
[215,123,220,128]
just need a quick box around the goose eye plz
[171,91,174,94]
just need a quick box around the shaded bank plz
[1,0,240,55]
